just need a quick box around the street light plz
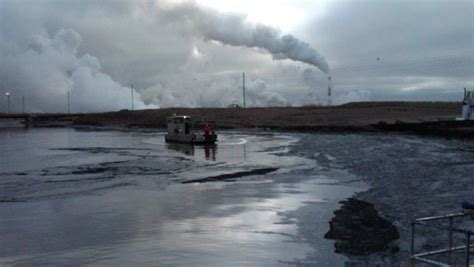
[5,92,10,113]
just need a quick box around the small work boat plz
[165,115,217,144]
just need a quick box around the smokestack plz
[327,76,332,106]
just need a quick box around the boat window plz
[185,122,190,134]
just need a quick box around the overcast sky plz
[0,0,473,112]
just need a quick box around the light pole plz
[67,91,70,114]
[242,72,246,108]
[131,84,134,110]
[5,92,10,113]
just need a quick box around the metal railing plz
[410,212,474,266]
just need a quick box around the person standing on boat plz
[203,123,211,140]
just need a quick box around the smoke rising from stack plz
[302,68,371,105]
[159,2,329,74]
[140,75,287,108]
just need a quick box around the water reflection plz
[203,144,217,161]
[243,143,247,161]
[166,143,217,161]
[0,126,29,135]
[167,143,195,156]
[0,118,26,128]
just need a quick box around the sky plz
[0,0,473,112]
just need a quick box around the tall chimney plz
[327,76,332,106]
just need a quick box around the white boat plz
[460,88,474,120]
[165,115,217,144]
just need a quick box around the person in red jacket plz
[203,123,211,139]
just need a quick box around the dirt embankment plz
[73,101,460,128]
[71,101,474,138]
[4,102,473,138]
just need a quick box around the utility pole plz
[131,84,134,110]
[67,91,70,114]
[242,72,246,108]
[5,92,10,113]
[22,96,25,114]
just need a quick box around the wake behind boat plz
[165,115,217,144]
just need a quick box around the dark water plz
[3,126,473,265]
[0,127,367,266]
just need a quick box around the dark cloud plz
[300,0,473,101]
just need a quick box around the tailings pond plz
[2,127,473,265]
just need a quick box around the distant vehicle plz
[165,115,217,144]
[460,88,474,120]
[228,100,241,108]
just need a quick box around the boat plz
[165,115,217,144]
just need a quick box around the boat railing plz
[410,211,474,266]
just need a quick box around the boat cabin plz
[167,115,192,135]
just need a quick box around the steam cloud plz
[160,2,329,74]
[0,0,329,112]
[141,75,287,108]
[0,28,154,112]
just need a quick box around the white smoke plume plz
[335,90,371,105]
[0,0,329,111]
[0,28,155,113]
[159,2,329,74]
[140,74,287,108]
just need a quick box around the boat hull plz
[165,134,217,144]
